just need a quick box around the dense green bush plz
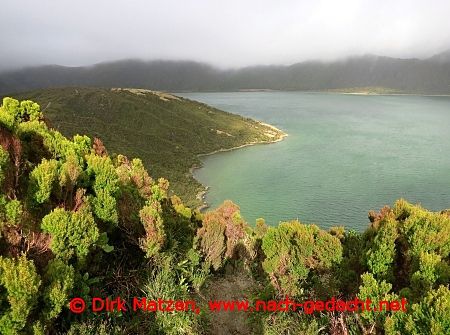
[261,221,342,297]
[0,197,24,230]
[365,215,398,282]
[42,259,75,320]
[0,98,42,130]
[0,255,41,334]
[29,159,59,204]
[385,285,450,334]
[41,205,100,262]
[85,153,120,225]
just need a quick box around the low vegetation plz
[0,98,449,334]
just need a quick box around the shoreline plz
[295,90,450,97]
[197,121,288,158]
[192,121,288,211]
[327,92,450,97]
[175,90,450,97]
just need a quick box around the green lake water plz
[179,92,450,230]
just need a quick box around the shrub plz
[184,248,210,291]
[130,158,153,199]
[139,200,165,258]
[1,197,24,230]
[397,200,450,258]
[29,158,59,204]
[261,221,342,297]
[5,199,23,226]
[91,189,119,225]
[195,200,248,271]
[42,259,75,320]
[196,214,225,270]
[142,257,203,335]
[71,135,92,159]
[365,215,398,281]
[0,98,43,132]
[0,98,18,129]
[41,205,100,261]
[17,100,42,122]
[171,195,192,219]
[0,146,9,186]
[59,154,82,189]
[385,285,450,335]
[358,272,398,328]
[151,178,169,202]
[0,255,41,334]
[261,313,322,335]
[86,153,119,225]
[410,251,449,295]
[67,319,124,335]
[255,218,268,237]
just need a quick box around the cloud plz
[1,0,449,71]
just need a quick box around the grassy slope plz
[9,87,285,207]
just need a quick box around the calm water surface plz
[179,92,450,230]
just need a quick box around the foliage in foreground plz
[0,98,449,335]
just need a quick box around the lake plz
[179,92,450,230]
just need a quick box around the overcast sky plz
[1,0,450,71]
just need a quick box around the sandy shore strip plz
[318,90,450,97]
[258,121,286,133]
[192,121,288,210]
[197,122,287,158]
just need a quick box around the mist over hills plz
[1,51,450,94]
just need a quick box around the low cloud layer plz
[1,0,450,71]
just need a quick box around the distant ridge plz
[1,51,450,94]
[427,49,450,63]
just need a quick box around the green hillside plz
[10,87,285,207]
